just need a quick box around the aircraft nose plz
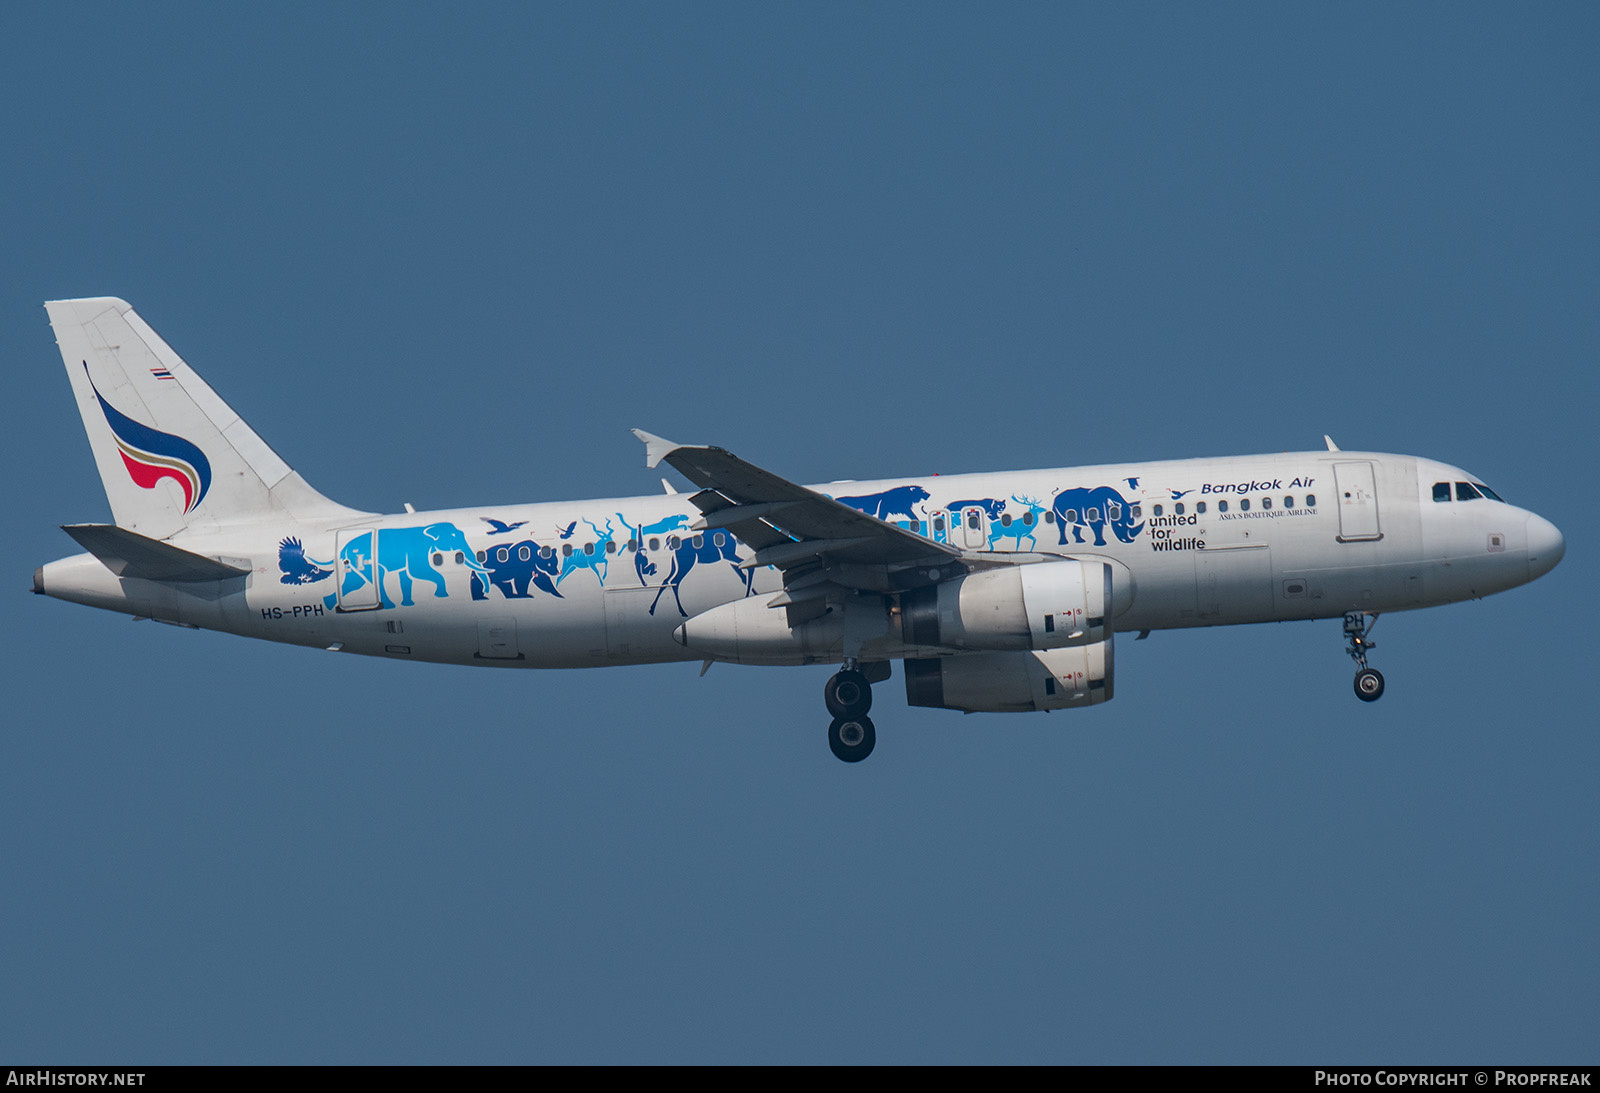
[1525,512,1565,580]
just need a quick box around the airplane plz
[32,297,1566,762]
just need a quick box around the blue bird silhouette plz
[481,517,528,535]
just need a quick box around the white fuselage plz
[37,449,1564,670]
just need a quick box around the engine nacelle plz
[903,639,1114,713]
[900,559,1110,652]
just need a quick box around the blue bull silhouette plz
[319,523,492,610]
[650,531,756,617]
[835,484,930,521]
[470,539,563,601]
[1053,487,1144,546]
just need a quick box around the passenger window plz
[649,538,660,551]
[1285,496,1294,509]
[693,534,704,548]
[713,531,725,546]
[1240,498,1250,511]
[932,516,946,533]
[1197,502,1206,514]
[1153,504,1164,517]
[1262,497,1271,510]
[1000,514,1012,527]
[1107,503,1121,521]
[1218,500,1228,512]
[626,539,637,552]
[1305,494,1316,507]
[1043,512,1055,524]
[455,552,464,564]
[966,512,980,529]
[518,545,531,562]
[1020,513,1033,527]
[1433,482,1451,502]
[432,553,443,566]
[667,536,680,550]
[605,541,617,554]
[1064,510,1079,524]
[540,546,553,559]
[1175,503,1185,516]
[562,544,573,557]
[476,550,486,563]
[497,547,510,563]
[1456,482,1482,501]
[1131,505,1141,521]
[584,542,595,556]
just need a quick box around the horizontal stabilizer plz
[61,524,249,582]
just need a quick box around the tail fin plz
[45,297,364,537]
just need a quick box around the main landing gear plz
[1344,611,1385,702]
[825,659,876,763]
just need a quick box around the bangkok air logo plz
[85,363,211,513]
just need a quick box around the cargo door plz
[477,616,521,660]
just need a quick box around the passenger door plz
[1333,462,1383,542]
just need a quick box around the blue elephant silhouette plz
[321,523,492,609]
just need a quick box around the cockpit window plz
[1432,482,1451,502]
[1455,482,1483,501]
[1474,482,1504,502]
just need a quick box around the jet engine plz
[900,559,1111,652]
[903,638,1114,713]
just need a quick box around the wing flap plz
[634,431,964,578]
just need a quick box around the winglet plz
[1324,435,1341,452]
[632,429,682,469]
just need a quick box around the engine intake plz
[900,559,1111,652]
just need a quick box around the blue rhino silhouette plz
[835,485,930,521]
[471,539,563,601]
[1053,486,1144,546]
[321,523,492,609]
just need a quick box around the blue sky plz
[2,3,1594,1063]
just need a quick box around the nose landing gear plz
[1344,611,1385,702]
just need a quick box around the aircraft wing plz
[634,430,971,619]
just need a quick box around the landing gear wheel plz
[824,669,873,719]
[828,715,876,763]
[1354,667,1385,702]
